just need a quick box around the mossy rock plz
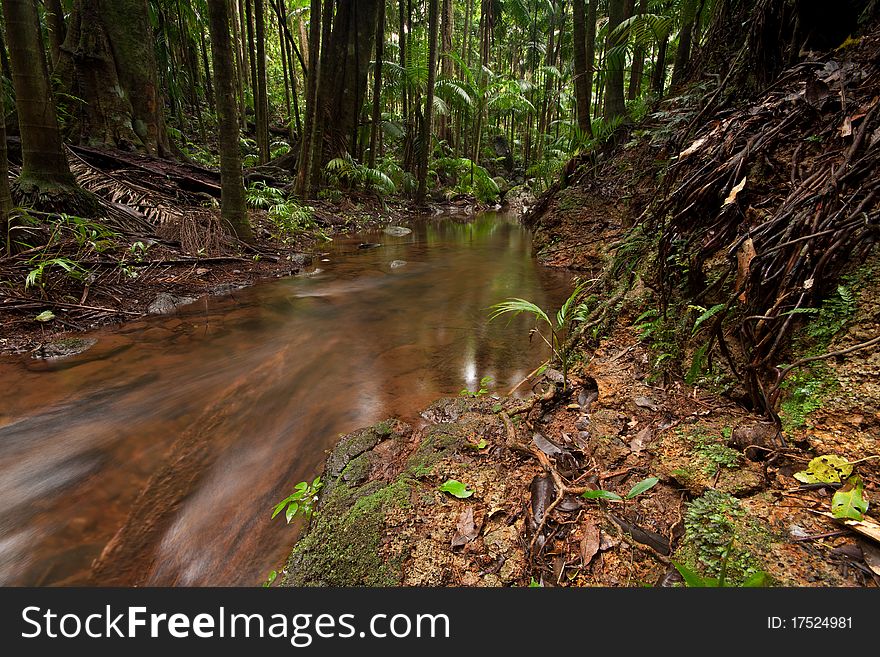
[284,477,413,586]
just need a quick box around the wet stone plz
[147,293,197,314]
[32,338,98,360]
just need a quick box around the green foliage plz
[794,455,854,484]
[26,257,84,291]
[831,475,869,521]
[689,431,741,475]
[779,365,835,432]
[326,154,396,195]
[262,570,278,587]
[681,491,763,584]
[673,560,770,588]
[246,182,320,239]
[582,476,659,502]
[489,282,591,387]
[430,157,500,202]
[272,477,323,524]
[460,376,493,398]
[805,285,856,345]
[438,479,474,499]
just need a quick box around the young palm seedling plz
[489,282,591,388]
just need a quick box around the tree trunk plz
[627,0,647,99]
[254,0,270,163]
[672,0,698,87]
[368,0,385,168]
[313,0,383,160]
[2,0,75,187]
[295,0,321,197]
[438,0,453,146]
[199,28,215,111]
[56,0,171,156]
[603,0,628,121]
[206,0,253,243]
[0,39,12,255]
[416,0,439,204]
[651,35,668,94]
[573,0,593,138]
[308,0,333,193]
[44,0,66,67]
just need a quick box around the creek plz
[0,213,571,585]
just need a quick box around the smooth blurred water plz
[0,213,571,586]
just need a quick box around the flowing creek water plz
[0,213,572,586]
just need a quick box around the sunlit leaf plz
[438,479,474,499]
[581,489,623,501]
[626,477,659,499]
[794,455,854,484]
[832,475,868,521]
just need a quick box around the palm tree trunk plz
[207,0,253,242]
[254,0,270,163]
[44,0,66,67]
[603,0,628,121]
[368,0,385,168]
[416,0,439,204]
[573,0,593,138]
[296,0,322,197]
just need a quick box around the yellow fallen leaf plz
[724,176,747,205]
[840,116,853,138]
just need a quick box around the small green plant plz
[489,282,591,387]
[438,479,474,499]
[581,476,659,502]
[326,154,396,195]
[262,570,278,587]
[272,476,323,524]
[680,490,764,584]
[430,157,500,202]
[673,554,770,587]
[26,256,84,292]
[460,376,493,398]
[690,432,741,475]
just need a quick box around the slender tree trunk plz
[438,0,453,146]
[308,0,333,193]
[603,0,628,121]
[368,0,385,168]
[199,28,215,111]
[2,0,75,187]
[672,0,698,87]
[416,0,439,204]
[206,0,253,243]
[573,0,593,138]
[231,0,247,125]
[254,0,270,163]
[627,0,647,99]
[238,0,251,114]
[44,0,66,67]
[651,35,668,94]
[296,0,322,196]
[245,0,258,128]
[0,35,12,255]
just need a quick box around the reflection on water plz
[0,213,571,586]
